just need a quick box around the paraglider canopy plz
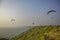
[47,10,56,19]
[47,10,56,15]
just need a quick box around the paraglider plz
[47,10,56,15]
[11,18,15,24]
[32,22,35,25]
[47,10,56,19]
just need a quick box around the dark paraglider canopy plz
[47,10,56,15]
[47,10,56,19]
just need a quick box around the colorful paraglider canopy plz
[47,10,56,15]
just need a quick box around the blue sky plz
[0,0,60,27]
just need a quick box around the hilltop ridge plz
[10,25,60,40]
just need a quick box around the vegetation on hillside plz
[10,25,60,40]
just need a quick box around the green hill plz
[10,25,60,40]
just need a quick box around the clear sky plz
[0,0,60,27]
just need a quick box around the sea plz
[0,26,32,39]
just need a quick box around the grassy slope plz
[10,25,60,40]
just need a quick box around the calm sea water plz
[0,26,32,38]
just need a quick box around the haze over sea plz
[0,26,32,38]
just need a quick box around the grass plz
[10,25,60,40]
